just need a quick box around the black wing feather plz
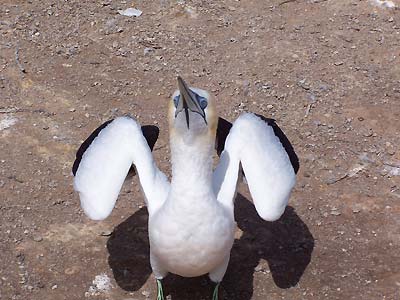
[215,117,233,156]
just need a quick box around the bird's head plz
[168,77,217,145]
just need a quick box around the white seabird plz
[72,77,298,300]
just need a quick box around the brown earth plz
[1,1,400,299]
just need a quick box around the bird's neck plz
[170,136,214,194]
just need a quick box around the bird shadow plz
[107,194,314,299]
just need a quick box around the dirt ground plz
[1,0,400,299]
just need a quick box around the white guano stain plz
[0,116,18,130]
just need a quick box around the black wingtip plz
[72,119,114,176]
[141,125,160,151]
[215,117,233,156]
[254,114,300,174]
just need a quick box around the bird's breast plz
[149,195,235,277]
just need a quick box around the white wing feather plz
[74,117,169,220]
[213,113,296,221]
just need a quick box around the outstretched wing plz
[73,116,169,220]
[213,113,297,221]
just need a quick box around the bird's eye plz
[198,96,208,109]
[173,95,180,108]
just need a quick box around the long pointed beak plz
[176,76,206,128]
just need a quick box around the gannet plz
[72,77,298,300]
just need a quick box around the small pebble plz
[100,230,113,237]
[33,235,43,242]
[141,290,150,298]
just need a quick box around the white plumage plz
[74,117,169,219]
[214,113,295,221]
[73,77,297,299]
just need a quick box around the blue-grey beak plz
[176,76,206,128]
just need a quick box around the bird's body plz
[150,191,234,278]
[72,77,298,299]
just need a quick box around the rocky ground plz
[1,0,399,299]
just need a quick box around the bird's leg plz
[209,255,229,300]
[212,282,220,300]
[156,279,164,300]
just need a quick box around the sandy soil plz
[1,1,400,299]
